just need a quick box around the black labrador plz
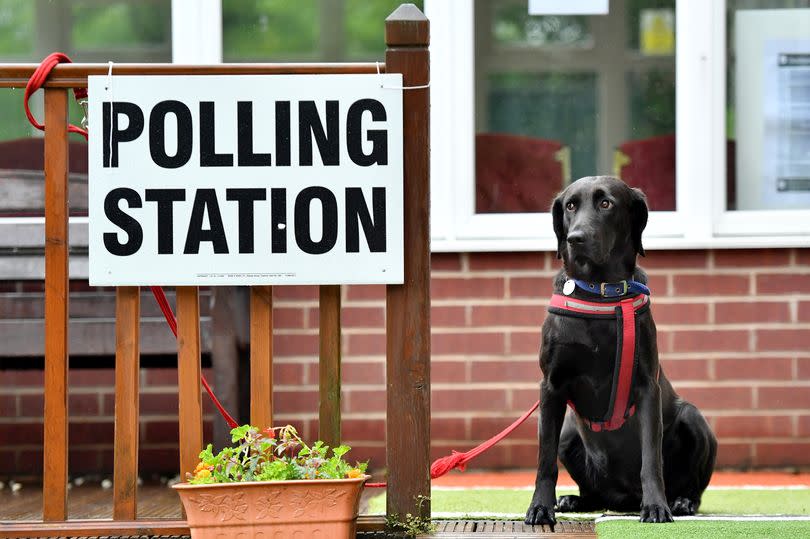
[525,176,716,527]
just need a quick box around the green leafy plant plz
[188,424,367,485]
[385,495,436,537]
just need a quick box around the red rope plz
[24,53,88,140]
[149,286,238,428]
[364,399,540,488]
[25,53,239,430]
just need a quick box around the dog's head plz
[552,176,648,280]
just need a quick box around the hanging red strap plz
[24,53,239,430]
[365,399,540,488]
[24,52,88,140]
[603,298,637,430]
[149,287,239,429]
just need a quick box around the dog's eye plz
[565,201,576,211]
[600,199,612,209]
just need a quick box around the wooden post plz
[318,285,341,447]
[177,286,203,479]
[113,286,140,520]
[385,3,431,521]
[250,285,273,429]
[42,87,70,522]
[210,287,249,449]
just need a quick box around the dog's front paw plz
[640,502,673,523]
[671,497,696,516]
[525,502,556,529]
[556,495,581,512]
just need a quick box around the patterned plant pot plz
[173,476,367,539]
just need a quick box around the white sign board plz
[87,74,404,286]
[735,9,810,210]
[529,0,608,16]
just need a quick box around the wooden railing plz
[0,4,429,537]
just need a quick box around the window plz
[70,0,171,60]
[2,0,805,251]
[474,0,676,214]
[427,0,810,250]
[0,0,173,279]
[0,0,172,143]
[222,0,421,62]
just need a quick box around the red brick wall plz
[0,367,217,476]
[1,247,809,477]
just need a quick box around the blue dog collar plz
[570,279,651,298]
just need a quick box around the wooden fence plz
[0,4,429,536]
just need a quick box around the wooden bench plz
[0,140,277,449]
[0,160,213,361]
[0,146,242,445]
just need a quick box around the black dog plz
[525,176,716,527]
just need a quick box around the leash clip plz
[78,98,89,130]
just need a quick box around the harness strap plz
[548,293,648,314]
[600,298,637,430]
[549,293,647,432]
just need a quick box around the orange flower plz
[262,427,275,439]
[195,468,212,479]
[347,468,363,479]
[193,461,206,473]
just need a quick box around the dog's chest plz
[545,316,622,419]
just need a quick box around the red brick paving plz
[431,470,810,488]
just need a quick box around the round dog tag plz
[563,279,575,296]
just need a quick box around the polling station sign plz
[87,74,404,286]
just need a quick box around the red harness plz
[548,293,650,432]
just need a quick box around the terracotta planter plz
[173,476,367,539]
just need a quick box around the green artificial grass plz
[701,489,810,515]
[596,520,810,539]
[365,488,810,517]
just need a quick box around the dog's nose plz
[567,231,586,245]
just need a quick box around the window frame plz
[425,0,810,252]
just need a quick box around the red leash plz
[365,399,540,488]
[25,53,239,430]
[24,53,89,139]
[149,286,239,428]
[25,52,541,480]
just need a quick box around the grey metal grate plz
[357,519,596,537]
[67,520,596,538]
[433,520,595,536]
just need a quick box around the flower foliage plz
[188,424,368,485]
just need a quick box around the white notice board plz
[735,9,810,210]
[87,74,404,286]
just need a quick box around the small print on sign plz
[87,74,404,286]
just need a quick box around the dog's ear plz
[630,188,648,257]
[551,195,565,259]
